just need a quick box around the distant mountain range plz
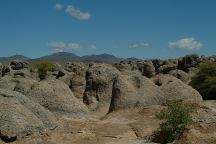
[0,52,132,64]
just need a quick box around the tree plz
[190,61,216,100]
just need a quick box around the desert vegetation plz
[153,101,196,144]
[190,61,216,100]
[33,61,55,80]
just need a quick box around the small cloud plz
[67,43,81,50]
[54,3,64,10]
[129,42,149,49]
[65,5,91,20]
[88,45,97,51]
[168,38,203,50]
[48,41,66,49]
[48,41,81,51]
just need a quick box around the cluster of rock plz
[0,55,210,142]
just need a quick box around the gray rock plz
[169,69,190,83]
[0,89,56,142]
[109,71,166,112]
[152,74,203,102]
[137,62,155,78]
[26,79,89,117]
[83,63,120,110]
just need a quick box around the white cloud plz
[129,42,149,49]
[88,45,97,51]
[48,41,81,51]
[168,38,203,50]
[48,41,66,49]
[67,43,81,50]
[65,5,91,20]
[54,3,63,10]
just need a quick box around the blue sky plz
[0,0,215,59]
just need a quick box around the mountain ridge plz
[0,52,124,63]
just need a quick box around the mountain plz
[0,54,30,64]
[0,52,124,63]
[35,52,80,62]
[81,53,123,63]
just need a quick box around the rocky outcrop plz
[152,74,203,102]
[178,54,200,72]
[10,60,29,70]
[137,61,155,78]
[109,71,166,112]
[0,89,56,142]
[26,79,89,117]
[83,63,120,110]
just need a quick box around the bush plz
[154,101,195,144]
[34,61,55,80]
[190,61,216,100]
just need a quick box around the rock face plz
[109,71,166,112]
[0,89,56,142]
[152,74,203,102]
[26,79,89,117]
[83,63,120,110]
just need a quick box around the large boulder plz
[137,61,155,78]
[10,60,29,70]
[157,64,177,74]
[83,63,120,110]
[169,69,190,83]
[109,71,166,112]
[64,62,87,75]
[26,79,89,117]
[0,89,56,142]
[152,74,203,102]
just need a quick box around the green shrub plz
[34,61,55,80]
[154,101,195,144]
[190,61,216,100]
